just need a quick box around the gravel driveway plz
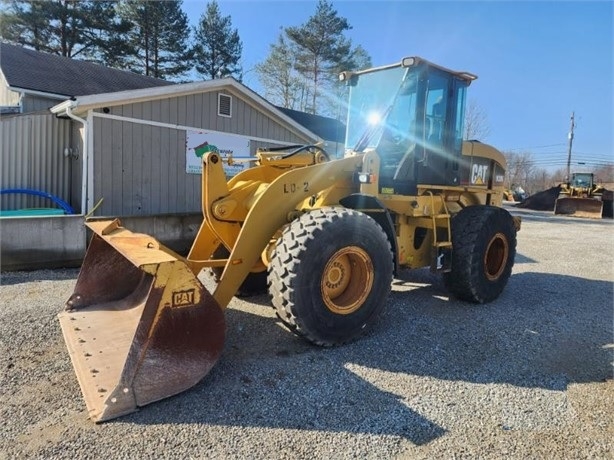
[1,208,612,459]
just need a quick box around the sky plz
[182,0,613,172]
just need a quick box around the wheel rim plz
[321,246,373,315]
[484,232,509,281]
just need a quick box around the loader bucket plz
[58,220,225,422]
[554,197,603,219]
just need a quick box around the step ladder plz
[427,192,452,272]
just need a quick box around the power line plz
[504,148,611,158]
[572,150,613,156]
[504,143,567,151]
[506,151,612,160]
[510,158,614,164]
[527,155,612,162]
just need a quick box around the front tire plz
[443,205,517,303]
[268,207,394,346]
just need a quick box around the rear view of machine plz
[59,56,519,422]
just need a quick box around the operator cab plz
[570,172,594,189]
[341,57,476,195]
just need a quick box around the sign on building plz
[186,131,251,176]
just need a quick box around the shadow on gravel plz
[514,253,538,264]
[384,270,613,388]
[116,269,612,445]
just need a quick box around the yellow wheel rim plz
[484,232,509,281]
[321,246,373,315]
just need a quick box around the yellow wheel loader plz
[554,172,613,218]
[59,56,521,422]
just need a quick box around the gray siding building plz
[1,43,323,217]
[51,80,320,216]
[0,43,346,268]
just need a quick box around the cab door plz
[415,70,468,187]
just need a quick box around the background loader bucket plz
[58,221,225,422]
[554,197,604,219]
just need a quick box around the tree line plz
[0,0,240,80]
[0,0,368,116]
[465,106,614,193]
[6,0,608,187]
[503,151,614,195]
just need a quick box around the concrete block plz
[0,215,86,271]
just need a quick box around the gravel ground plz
[1,208,613,459]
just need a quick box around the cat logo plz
[172,289,196,307]
[471,164,489,185]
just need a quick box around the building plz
[0,42,327,217]
[0,43,344,269]
[49,80,321,216]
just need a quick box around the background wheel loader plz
[554,172,614,218]
[59,56,521,422]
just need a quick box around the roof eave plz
[50,99,77,115]
[51,79,321,143]
[8,86,70,100]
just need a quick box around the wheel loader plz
[554,172,614,218]
[59,56,521,422]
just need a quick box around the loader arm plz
[189,152,364,309]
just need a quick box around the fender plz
[340,193,399,276]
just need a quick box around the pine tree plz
[285,0,353,114]
[87,1,134,68]
[0,1,49,52]
[0,0,132,65]
[193,0,242,80]
[118,0,193,80]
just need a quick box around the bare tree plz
[254,34,302,109]
[464,99,491,140]
[524,167,552,194]
[592,164,614,184]
[550,168,567,184]
[503,151,535,191]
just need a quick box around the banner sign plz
[186,131,251,176]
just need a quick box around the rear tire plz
[268,207,393,346]
[443,205,516,303]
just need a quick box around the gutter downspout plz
[64,107,89,215]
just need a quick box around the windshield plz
[572,173,592,187]
[345,66,411,152]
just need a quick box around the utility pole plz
[565,111,575,182]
